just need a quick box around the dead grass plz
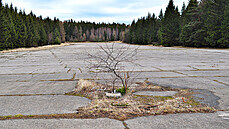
[65,79,216,120]
[0,43,72,53]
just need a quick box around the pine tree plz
[0,0,9,50]
[180,2,186,29]
[3,4,16,49]
[158,9,164,21]
[218,4,229,47]
[14,9,27,48]
[180,0,205,47]
[25,16,34,47]
[32,17,40,46]
[53,28,60,44]
[159,0,180,46]
[130,20,136,43]
[39,22,47,46]
[204,0,228,47]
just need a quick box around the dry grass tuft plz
[0,43,72,53]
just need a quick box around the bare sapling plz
[87,43,139,95]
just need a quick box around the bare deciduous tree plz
[87,43,139,94]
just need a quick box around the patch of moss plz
[153,96,174,100]
[3,115,12,119]
[186,98,201,106]
[116,87,129,95]
[65,93,87,98]
[14,114,23,118]
[111,102,129,107]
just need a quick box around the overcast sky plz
[3,0,188,24]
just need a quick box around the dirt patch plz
[65,79,216,120]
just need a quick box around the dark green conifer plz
[159,0,180,46]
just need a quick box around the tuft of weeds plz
[111,102,129,107]
[3,115,12,119]
[14,114,23,118]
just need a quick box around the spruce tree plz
[159,0,180,46]
[130,20,136,43]
[14,9,27,48]
[180,0,200,47]
[53,28,61,44]
[0,0,9,50]
[158,9,164,21]
[25,16,34,47]
[218,4,229,47]
[204,0,228,47]
[39,23,47,46]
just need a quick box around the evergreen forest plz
[125,0,229,48]
[0,0,127,51]
[1,0,229,51]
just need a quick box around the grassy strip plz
[0,107,216,121]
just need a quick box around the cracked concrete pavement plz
[0,43,229,128]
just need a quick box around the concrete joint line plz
[123,121,130,129]
[213,80,229,87]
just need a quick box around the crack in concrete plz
[213,80,229,87]
[49,49,73,74]
[123,121,130,129]
[151,66,163,71]
[187,65,199,70]
[171,70,189,76]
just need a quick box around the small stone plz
[105,92,122,98]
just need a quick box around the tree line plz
[64,20,127,42]
[0,0,67,51]
[0,0,127,51]
[1,0,229,50]
[124,0,229,48]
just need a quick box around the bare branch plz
[87,43,139,93]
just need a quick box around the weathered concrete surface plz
[125,112,229,129]
[0,81,76,95]
[133,91,178,96]
[0,118,125,129]
[0,42,229,128]
[0,46,87,117]
[0,95,90,116]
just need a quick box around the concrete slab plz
[178,70,229,77]
[212,88,229,109]
[32,73,75,81]
[0,95,90,116]
[1,43,229,127]
[133,91,178,96]
[125,112,229,129]
[147,77,229,109]
[0,81,76,95]
[156,66,195,71]
[0,118,124,129]
[191,65,229,70]
[0,74,33,82]
[134,71,186,78]
[147,77,228,90]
